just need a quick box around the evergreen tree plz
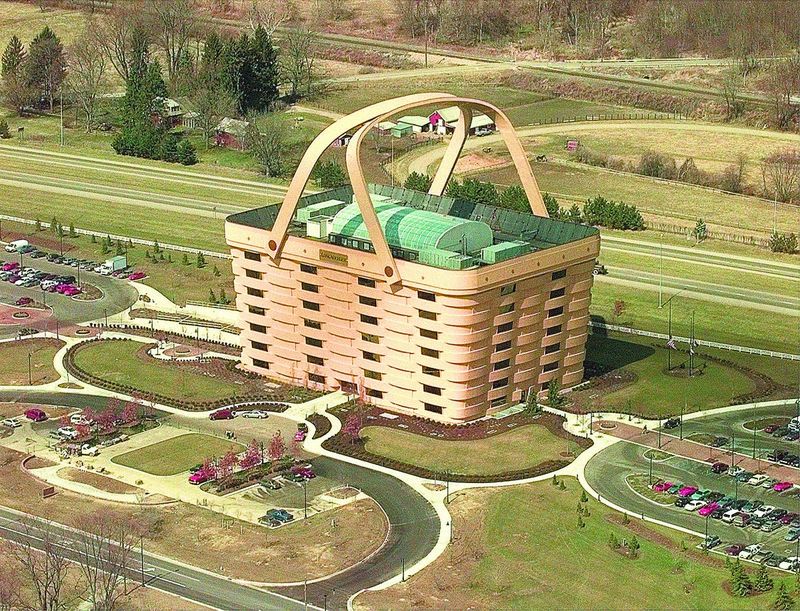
[51,216,58,232]
[177,139,198,165]
[209,288,217,303]
[25,27,66,111]
[731,559,752,597]
[219,287,228,304]
[628,535,640,557]
[90,234,97,243]
[242,26,279,113]
[213,264,221,277]
[754,564,773,592]
[580,490,589,503]
[116,243,124,256]
[0,118,9,138]
[196,251,205,268]
[403,171,433,192]
[499,184,529,211]
[153,240,160,253]
[547,379,564,408]
[199,31,226,87]
[567,204,583,223]
[34,219,41,231]
[608,533,619,549]
[68,222,76,237]
[543,192,561,218]
[313,160,348,188]
[182,253,189,265]
[2,35,32,114]
[577,515,585,528]
[113,58,168,160]
[773,583,794,610]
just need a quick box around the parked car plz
[728,466,744,477]
[24,408,47,422]
[80,444,99,456]
[784,530,800,542]
[678,486,698,498]
[761,520,782,533]
[698,502,720,517]
[690,489,711,501]
[780,513,799,525]
[70,413,92,426]
[701,535,721,549]
[652,481,672,493]
[725,544,746,556]
[739,544,764,560]
[294,430,307,442]
[735,471,755,483]
[761,478,779,489]
[685,500,706,511]
[711,462,729,474]
[711,436,728,447]
[775,482,795,492]
[674,497,691,508]
[188,472,209,485]
[667,483,682,495]
[722,509,740,523]
[663,417,681,429]
[733,513,752,527]
[209,408,234,420]
[128,271,147,281]
[747,474,770,486]
[1,418,21,428]
[778,557,800,571]
[57,426,78,439]
[753,505,776,518]
[241,410,269,419]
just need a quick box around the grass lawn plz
[0,338,63,386]
[627,473,676,505]
[583,333,761,417]
[361,424,575,476]
[742,417,790,431]
[71,340,241,402]
[590,282,800,354]
[0,3,87,51]
[111,434,245,476]
[357,477,791,610]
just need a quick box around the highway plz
[0,505,310,610]
[0,390,441,610]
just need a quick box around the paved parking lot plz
[0,252,137,337]
[586,441,800,561]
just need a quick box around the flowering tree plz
[239,439,262,470]
[289,439,302,460]
[198,457,217,481]
[343,414,363,444]
[217,451,239,479]
[95,409,117,434]
[74,424,91,440]
[267,431,286,461]
[119,400,139,425]
[82,407,98,425]
[58,414,70,428]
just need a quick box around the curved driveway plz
[0,390,439,610]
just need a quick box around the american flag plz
[666,337,677,350]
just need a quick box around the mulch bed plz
[92,323,240,356]
[308,413,332,439]
[72,283,102,301]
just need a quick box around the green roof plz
[330,202,493,255]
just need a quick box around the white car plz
[722,509,740,523]
[684,500,706,511]
[779,557,800,571]
[241,410,269,419]
[1,418,21,428]
[80,444,99,456]
[747,474,769,486]
[753,505,775,519]
[728,466,744,477]
[57,426,78,439]
[739,544,763,560]
[70,414,91,426]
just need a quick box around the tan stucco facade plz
[225,94,600,422]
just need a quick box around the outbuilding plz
[214,117,251,150]
[395,115,430,133]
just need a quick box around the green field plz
[361,424,574,476]
[583,333,797,417]
[0,3,87,51]
[72,340,241,402]
[111,434,244,476]
[591,281,800,354]
[0,338,62,386]
[361,477,792,609]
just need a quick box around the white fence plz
[590,321,799,361]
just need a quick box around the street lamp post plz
[657,418,662,449]
[648,452,653,485]
[27,352,32,385]
[303,479,308,520]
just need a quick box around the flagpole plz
[689,311,694,377]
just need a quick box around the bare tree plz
[281,28,322,100]
[68,26,107,133]
[246,116,288,177]
[95,4,149,82]
[720,67,745,121]
[75,510,140,611]
[145,0,198,84]
[764,54,800,130]
[8,520,70,611]
[762,149,800,203]
[247,0,294,34]
[0,545,21,611]
[191,85,236,147]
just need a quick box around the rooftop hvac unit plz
[307,216,333,239]
[480,240,531,264]
[296,199,346,223]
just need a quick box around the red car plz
[651,481,672,493]
[774,481,794,492]
[128,271,147,281]
[294,430,307,442]
[24,408,47,422]
[209,408,234,420]
[188,472,210,485]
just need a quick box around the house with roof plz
[429,106,496,135]
[395,115,430,133]
[214,117,251,150]
[151,97,185,128]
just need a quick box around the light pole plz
[303,479,308,520]
[27,352,32,385]
[658,232,663,308]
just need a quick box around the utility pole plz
[667,301,672,371]
[27,352,32,385]
[680,397,685,440]
[59,89,64,147]
[657,418,662,449]
[658,232,663,308]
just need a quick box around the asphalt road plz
[0,506,310,611]
[0,390,441,610]
[0,251,137,333]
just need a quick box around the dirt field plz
[0,447,388,583]
[58,467,142,495]
[0,402,71,420]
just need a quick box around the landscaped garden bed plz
[64,338,323,410]
[323,402,591,482]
